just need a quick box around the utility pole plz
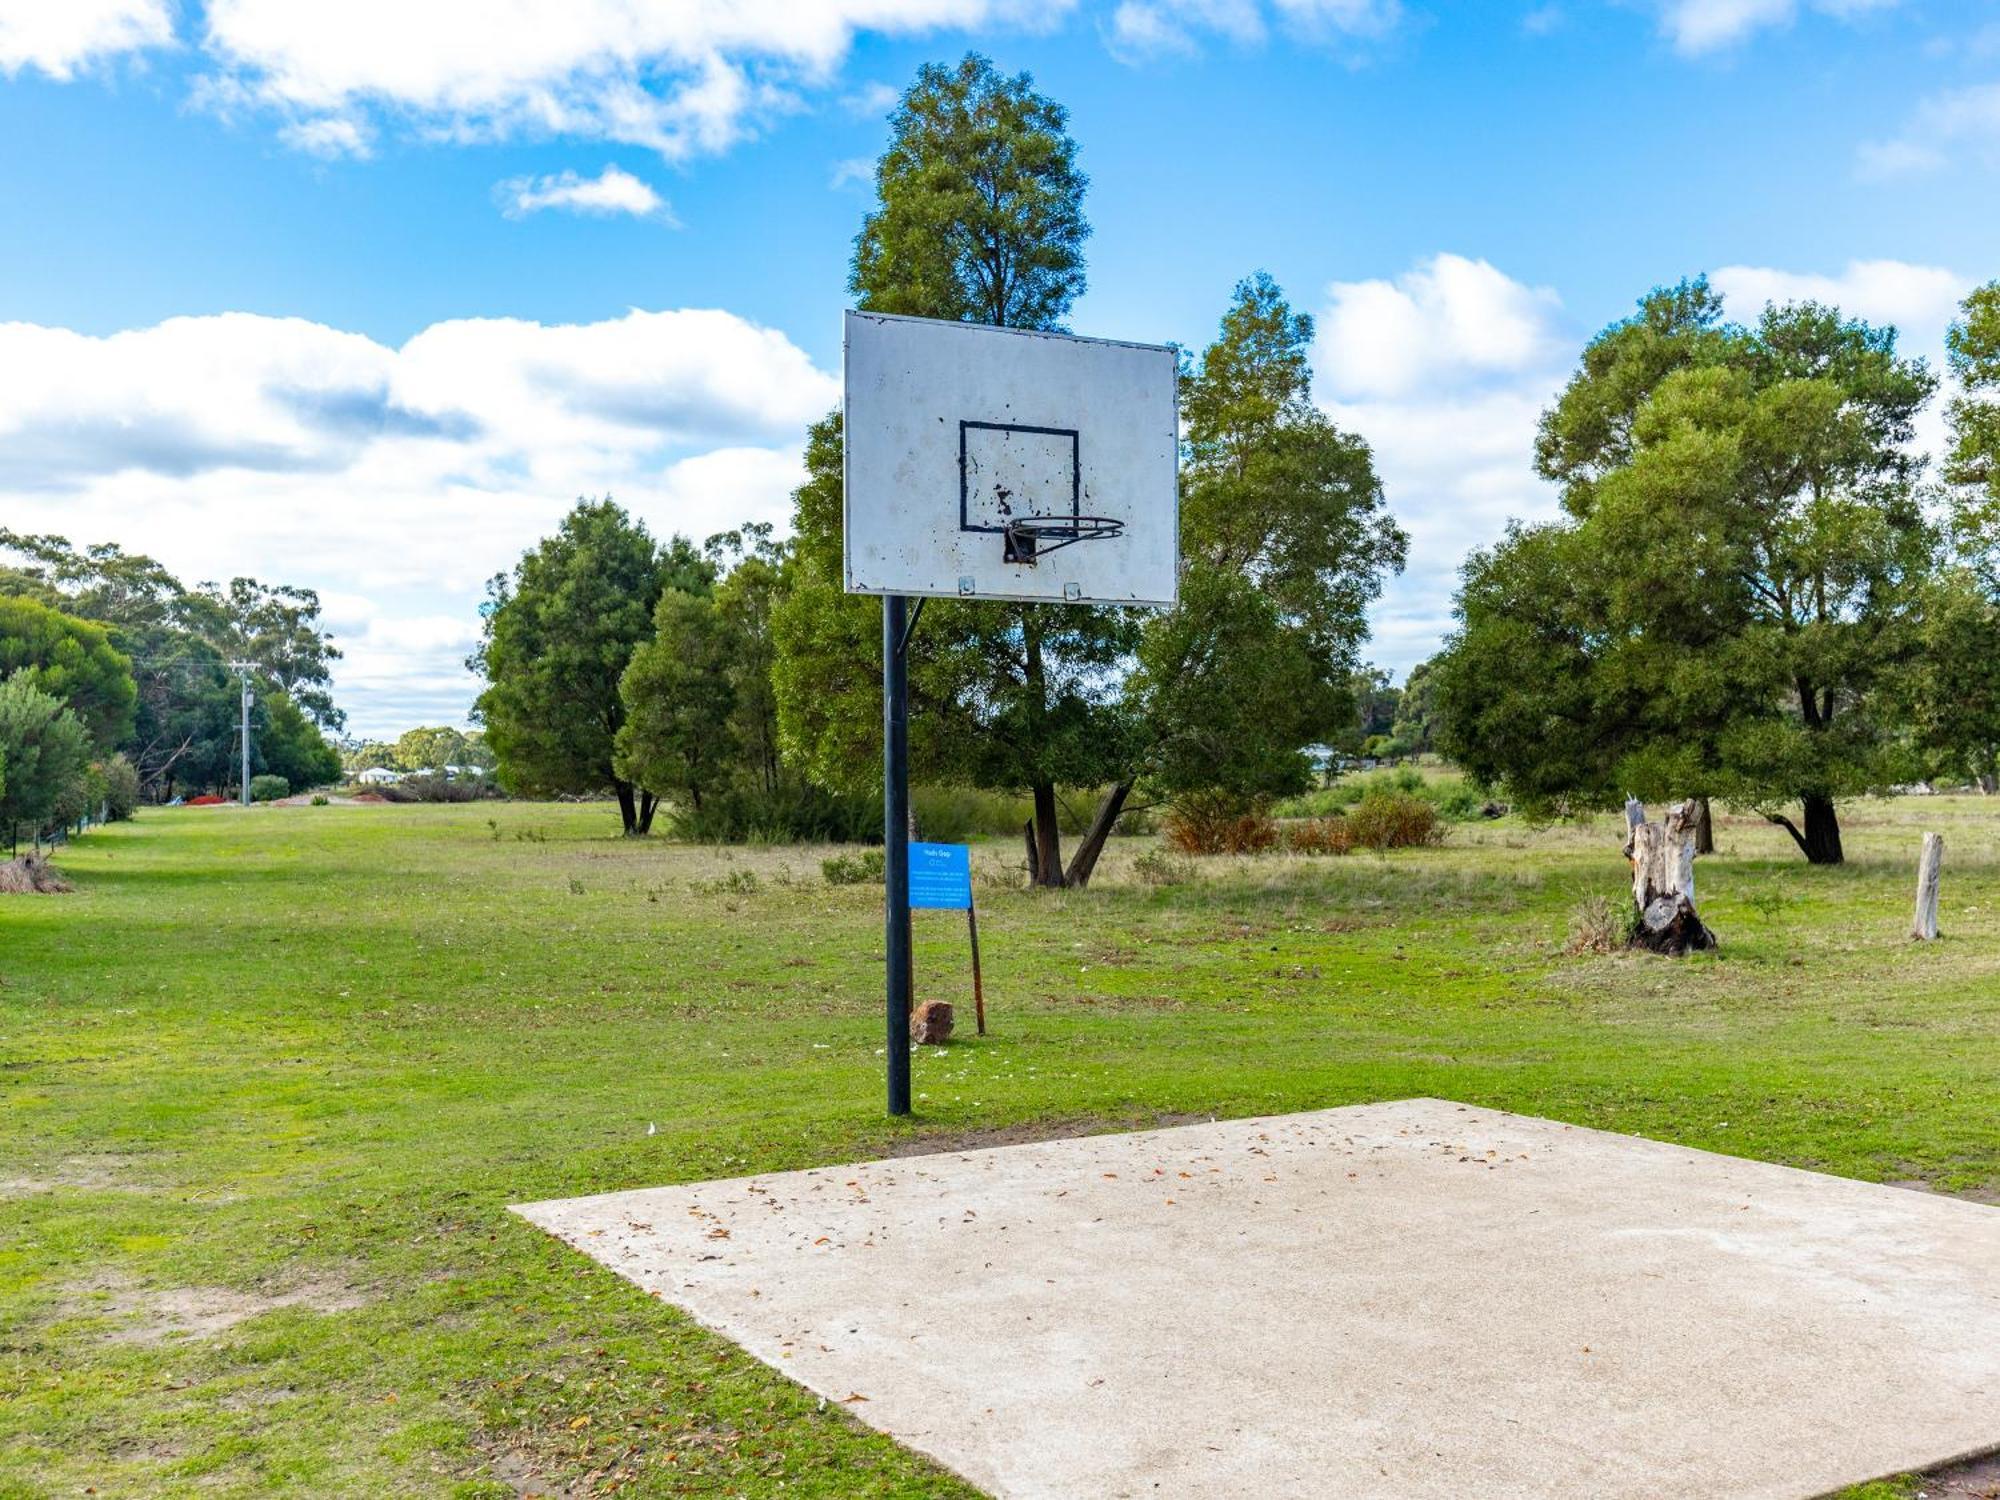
[231,662,255,806]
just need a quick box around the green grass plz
[5,796,2000,1496]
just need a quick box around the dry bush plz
[1564,893,1624,955]
[1132,847,1196,886]
[1163,793,1279,856]
[0,855,72,894]
[1345,792,1445,851]
[1284,817,1354,856]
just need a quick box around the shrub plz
[1132,846,1196,886]
[1565,893,1625,955]
[249,774,289,802]
[310,794,330,807]
[670,784,878,844]
[100,754,141,821]
[1163,792,1278,856]
[1285,816,1354,856]
[821,848,886,885]
[1344,791,1444,850]
[368,773,495,804]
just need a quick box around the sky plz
[0,0,1996,738]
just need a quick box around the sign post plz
[910,841,982,1037]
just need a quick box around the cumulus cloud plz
[1313,255,1572,676]
[194,0,1075,162]
[0,306,836,735]
[1654,0,1898,54]
[1108,0,1396,58]
[1858,82,2000,179]
[0,0,172,78]
[496,165,674,221]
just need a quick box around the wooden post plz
[968,899,986,1036]
[1912,832,1943,941]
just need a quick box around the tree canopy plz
[1436,280,1936,863]
[472,499,709,834]
[0,678,92,845]
[0,594,136,751]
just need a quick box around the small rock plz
[911,1001,955,1045]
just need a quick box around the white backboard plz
[843,311,1178,607]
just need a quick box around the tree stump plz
[1912,832,1943,941]
[911,1000,955,1045]
[1625,799,1715,955]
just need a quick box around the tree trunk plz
[1627,798,1716,956]
[636,790,659,835]
[1064,782,1132,889]
[614,779,639,835]
[1769,794,1843,865]
[1693,796,1715,856]
[1030,781,1064,888]
[1912,832,1943,941]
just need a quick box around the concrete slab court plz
[514,1099,2000,1499]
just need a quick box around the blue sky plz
[1,0,1995,735]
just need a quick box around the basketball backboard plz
[843,311,1179,607]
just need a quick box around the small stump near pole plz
[1626,799,1716,956]
[1912,832,1944,941]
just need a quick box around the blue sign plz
[908,841,973,910]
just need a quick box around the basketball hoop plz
[1003,513,1125,564]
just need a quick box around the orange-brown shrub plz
[1163,793,1279,855]
[1284,816,1354,855]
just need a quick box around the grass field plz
[5,795,2000,1497]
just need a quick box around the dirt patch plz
[473,1437,590,1499]
[70,1270,369,1344]
[1,1154,153,1198]
[1917,1450,2000,1498]
[884,1110,1215,1159]
[1888,1178,2000,1207]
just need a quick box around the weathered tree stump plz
[1625,799,1715,955]
[1912,832,1943,941]
[0,855,71,894]
[911,1000,955,1045]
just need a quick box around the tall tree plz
[0,678,91,847]
[1437,285,1936,863]
[776,53,1119,886]
[183,579,345,730]
[0,595,137,750]
[1062,272,1404,884]
[615,590,739,815]
[472,499,709,834]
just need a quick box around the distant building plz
[357,766,404,786]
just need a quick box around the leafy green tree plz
[183,579,345,730]
[0,594,137,750]
[1392,657,1442,755]
[1059,273,1404,882]
[393,726,469,773]
[1905,568,2000,791]
[1945,280,2000,579]
[615,590,739,813]
[472,499,710,834]
[851,53,1087,330]
[0,678,91,847]
[776,53,1120,885]
[1438,285,1936,864]
[254,690,342,791]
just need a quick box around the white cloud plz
[0,306,836,735]
[1316,253,1566,401]
[278,114,373,159]
[1858,82,2000,180]
[496,165,674,221]
[1654,0,1898,54]
[1108,0,1395,58]
[0,0,173,78]
[829,156,875,189]
[841,80,900,116]
[1709,258,1972,348]
[197,0,1076,162]
[1314,255,1572,678]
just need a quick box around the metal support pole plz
[968,900,986,1036]
[239,670,253,807]
[883,595,912,1116]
